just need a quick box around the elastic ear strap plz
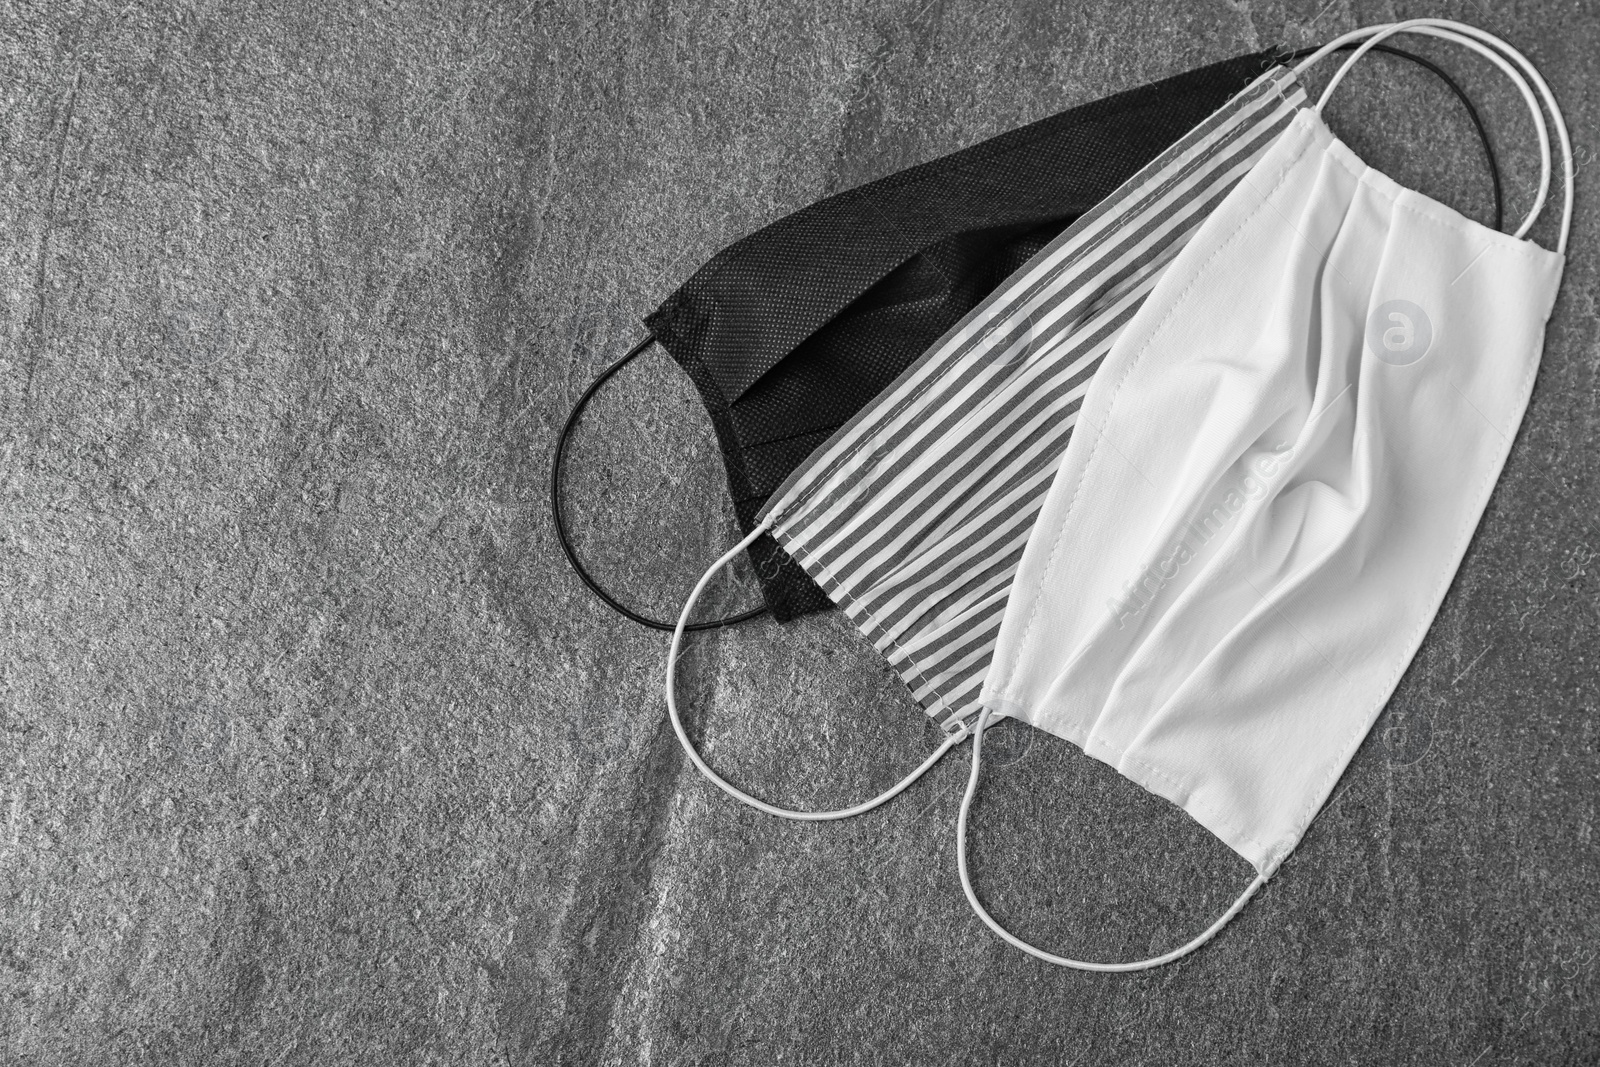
[956,705,1269,971]
[550,334,768,632]
[1311,23,1548,240]
[1284,42,1505,233]
[1299,20,1572,252]
[664,522,969,821]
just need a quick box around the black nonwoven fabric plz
[644,49,1279,620]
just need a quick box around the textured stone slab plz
[1,1,1596,1064]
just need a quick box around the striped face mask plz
[755,65,1307,730]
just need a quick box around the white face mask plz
[967,18,1572,970]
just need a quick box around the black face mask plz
[552,44,1501,630]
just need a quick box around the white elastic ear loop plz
[1297,20,1572,252]
[1312,22,1548,239]
[664,522,968,821]
[1436,19,1573,252]
[956,706,1269,971]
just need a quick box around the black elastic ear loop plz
[1286,42,1505,231]
[551,334,769,631]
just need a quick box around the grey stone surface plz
[2,1,1598,1064]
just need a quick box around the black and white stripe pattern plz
[756,65,1305,726]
